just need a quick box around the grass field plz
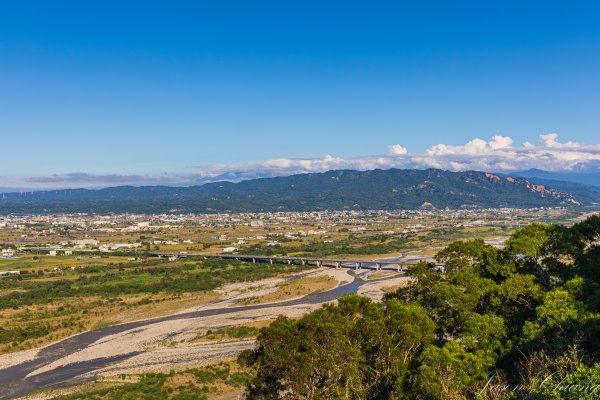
[366,270,399,280]
[0,254,134,272]
[195,320,273,342]
[236,275,338,305]
[38,360,252,400]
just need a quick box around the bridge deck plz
[148,251,444,271]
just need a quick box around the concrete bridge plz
[148,251,445,272]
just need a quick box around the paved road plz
[0,272,386,399]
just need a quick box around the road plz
[0,272,384,399]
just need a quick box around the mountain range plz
[1,168,598,214]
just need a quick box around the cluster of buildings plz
[0,207,575,259]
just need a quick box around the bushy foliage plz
[59,364,253,400]
[241,216,600,399]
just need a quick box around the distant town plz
[0,207,575,259]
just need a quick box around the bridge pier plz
[147,252,442,274]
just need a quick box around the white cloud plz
[426,135,514,156]
[538,133,580,148]
[388,144,408,155]
[5,133,600,190]
[15,172,198,190]
[197,133,600,179]
[490,135,514,150]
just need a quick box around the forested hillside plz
[0,169,592,214]
[240,215,600,399]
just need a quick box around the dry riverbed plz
[3,267,409,399]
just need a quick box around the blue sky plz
[1,1,600,188]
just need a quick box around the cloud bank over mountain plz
[196,133,600,180]
[6,134,600,189]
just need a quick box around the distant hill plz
[510,168,600,187]
[502,175,600,205]
[0,169,595,214]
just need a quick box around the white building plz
[1,249,15,257]
[72,239,100,248]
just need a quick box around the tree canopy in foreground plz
[240,215,600,399]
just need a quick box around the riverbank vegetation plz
[236,275,338,305]
[0,258,314,354]
[52,361,254,400]
[240,215,600,399]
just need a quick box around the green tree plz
[457,311,506,355]
[506,223,553,258]
[414,341,495,399]
[522,288,585,355]
[240,216,600,399]
[488,273,544,335]
[240,306,364,399]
